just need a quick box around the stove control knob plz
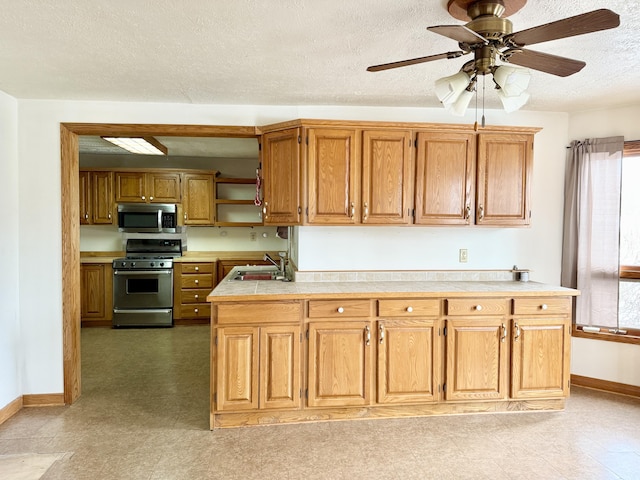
[150,262,155,267]
[121,262,126,267]
[131,262,136,267]
[160,262,165,267]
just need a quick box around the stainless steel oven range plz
[112,238,182,327]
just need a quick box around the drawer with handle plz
[181,263,214,274]
[378,299,440,317]
[181,274,213,289]
[513,297,571,315]
[181,289,212,304]
[447,298,509,316]
[308,299,372,318]
[180,303,211,319]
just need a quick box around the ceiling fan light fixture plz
[493,65,531,97]
[101,136,168,155]
[435,71,471,106]
[448,88,475,116]
[497,89,530,112]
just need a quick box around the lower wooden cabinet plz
[210,294,573,428]
[80,263,113,325]
[216,324,301,412]
[173,262,216,322]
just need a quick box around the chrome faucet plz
[263,251,288,280]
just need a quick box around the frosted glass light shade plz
[448,89,474,116]
[435,71,471,106]
[498,89,530,112]
[493,66,531,97]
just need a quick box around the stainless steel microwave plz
[117,203,181,233]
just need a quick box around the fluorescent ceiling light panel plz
[102,136,168,155]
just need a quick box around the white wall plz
[15,99,568,398]
[0,91,21,408]
[569,104,640,388]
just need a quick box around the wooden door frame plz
[61,123,259,404]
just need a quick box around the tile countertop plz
[207,266,580,302]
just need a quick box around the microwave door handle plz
[158,210,163,231]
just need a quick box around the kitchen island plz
[207,268,579,429]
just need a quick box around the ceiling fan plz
[367,0,620,114]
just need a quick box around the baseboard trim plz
[0,396,23,425]
[571,374,640,398]
[22,393,65,407]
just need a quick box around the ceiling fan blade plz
[366,51,464,72]
[427,25,487,45]
[504,49,586,77]
[507,9,620,47]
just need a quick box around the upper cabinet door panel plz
[183,173,214,225]
[307,128,359,224]
[91,171,114,224]
[262,128,301,225]
[361,130,413,225]
[476,133,533,226]
[148,172,181,203]
[415,131,475,225]
[115,172,146,203]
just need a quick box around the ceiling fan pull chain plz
[481,75,486,128]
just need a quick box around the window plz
[618,141,640,336]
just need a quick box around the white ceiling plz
[1,1,638,113]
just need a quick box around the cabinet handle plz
[184,212,187,220]
[406,306,413,313]
[194,308,199,314]
[501,323,507,343]
[379,324,385,344]
[84,213,89,220]
[337,307,344,314]
[478,205,484,220]
[108,212,112,219]
[263,201,268,219]
[194,294,199,299]
[474,305,483,311]
[465,205,471,220]
[364,202,368,221]
[350,202,355,218]
[142,196,146,200]
[365,325,371,346]
[195,280,199,285]
[514,322,521,341]
[541,304,548,310]
[150,196,154,201]
[195,266,199,272]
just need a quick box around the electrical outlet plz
[459,248,468,263]
[249,231,257,241]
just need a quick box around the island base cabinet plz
[510,318,571,399]
[215,325,301,412]
[307,321,372,407]
[377,319,441,404]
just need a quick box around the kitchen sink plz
[229,268,283,281]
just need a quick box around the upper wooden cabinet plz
[415,131,475,225]
[114,171,181,204]
[476,133,533,226]
[362,130,413,225]
[262,128,302,225]
[307,128,360,224]
[79,170,114,225]
[182,173,215,225]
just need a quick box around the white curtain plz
[561,137,624,327]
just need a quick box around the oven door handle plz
[113,270,173,275]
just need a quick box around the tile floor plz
[1,325,640,479]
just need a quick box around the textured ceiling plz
[1,1,638,112]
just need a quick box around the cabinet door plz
[91,172,114,224]
[183,173,214,225]
[307,128,359,224]
[415,131,475,225]
[476,133,533,225]
[361,130,413,224]
[307,321,372,407]
[216,327,259,411]
[262,128,301,225]
[80,264,106,319]
[445,318,508,401]
[148,172,181,203]
[260,325,301,410]
[114,172,146,203]
[511,318,570,399]
[79,171,91,225]
[377,319,441,404]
